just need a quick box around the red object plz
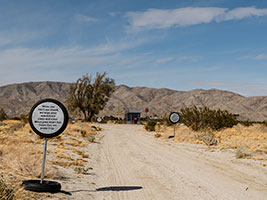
[145,108,149,113]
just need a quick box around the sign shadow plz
[66,186,143,194]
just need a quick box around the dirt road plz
[58,124,267,200]
[82,124,266,200]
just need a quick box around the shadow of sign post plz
[68,186,143,194]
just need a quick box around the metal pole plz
[173,124,176,138]
[40,138,48,184]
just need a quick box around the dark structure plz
[125,110,142,124]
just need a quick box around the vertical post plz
[40,138,48,184]
[173,124,176,138]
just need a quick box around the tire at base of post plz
[22,180,61,193]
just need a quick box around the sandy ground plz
[44,124,267,200]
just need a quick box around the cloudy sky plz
[0,0,267,96]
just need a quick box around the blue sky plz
[0,0,267,96]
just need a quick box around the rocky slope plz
[0,81,267,121]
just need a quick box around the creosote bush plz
[154,133,161,138]
[180,106,238,131]
[87,135,95,143]
[0,108,7,121]
[145,120,157,131]
[238,120,254,127]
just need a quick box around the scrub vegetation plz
[180,106,238,131]
[67,72,115,122]
[0,119,99,199]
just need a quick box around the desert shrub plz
[163,115,173,126]
[80,130,87,137]
[262,121,267,126]
[197,131,218,146]
[239,120,254,127]
[91,125,102,131]
[154,133,161,138]
[180,106,238,131]
[10,117,20,121]
[87,135,95,142]
[0,108,7,121]
[145,120,157,131]
[140,116,149,122]
[9,124,24,132]
[114,119,125,124]
[19,114,29,124]
[0,122,7,126]
[236,147,251,159]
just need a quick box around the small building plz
[125,110,142,124]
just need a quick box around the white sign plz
[29,99,68,138]
[32,102,64,134]
[169,112,180,124]
[97,117,102,123]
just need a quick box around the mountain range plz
[0,81,267,121]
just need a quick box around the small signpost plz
[22,99,69,193]
[168,112,180,138]
[97,117,102,123]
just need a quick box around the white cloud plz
[126,7,226,30]
[255,54,267,60]
[155,56,202,64]
[76,14,99,23]
[0,36,154,85]
[218,7,267,21]
[126,7,267,30]
[109,12,122,17]
[155,57,174,64]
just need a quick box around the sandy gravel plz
[53,124,267,200]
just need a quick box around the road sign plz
[29,99,69,138]
[24,99,69,190]
[169,112,180,124]
[97,117,102,123]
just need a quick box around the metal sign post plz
[169,112,180,138]
[40,138,48,184]
[173,124,176,138]
[22,99,69,193]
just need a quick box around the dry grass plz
[51,158,87,168]
[0,142,59,179]
[0,121,62,180]
[155,123,267,161]
[0,120,98,199]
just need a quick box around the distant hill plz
[0,81,267,121]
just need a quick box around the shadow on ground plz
[96,186,143,191]
[65,186,143,194]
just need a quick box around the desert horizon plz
[1,0,267,199]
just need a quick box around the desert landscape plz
[0,117,266,199]
[1,1,267,199]
[1,82,267,121]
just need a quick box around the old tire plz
[22,180,61,193]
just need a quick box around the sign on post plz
[169,112,180,124]
[29,99,69,138]
[169,112,180,138]
[23,99,68,193]
[97,117,102,123]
